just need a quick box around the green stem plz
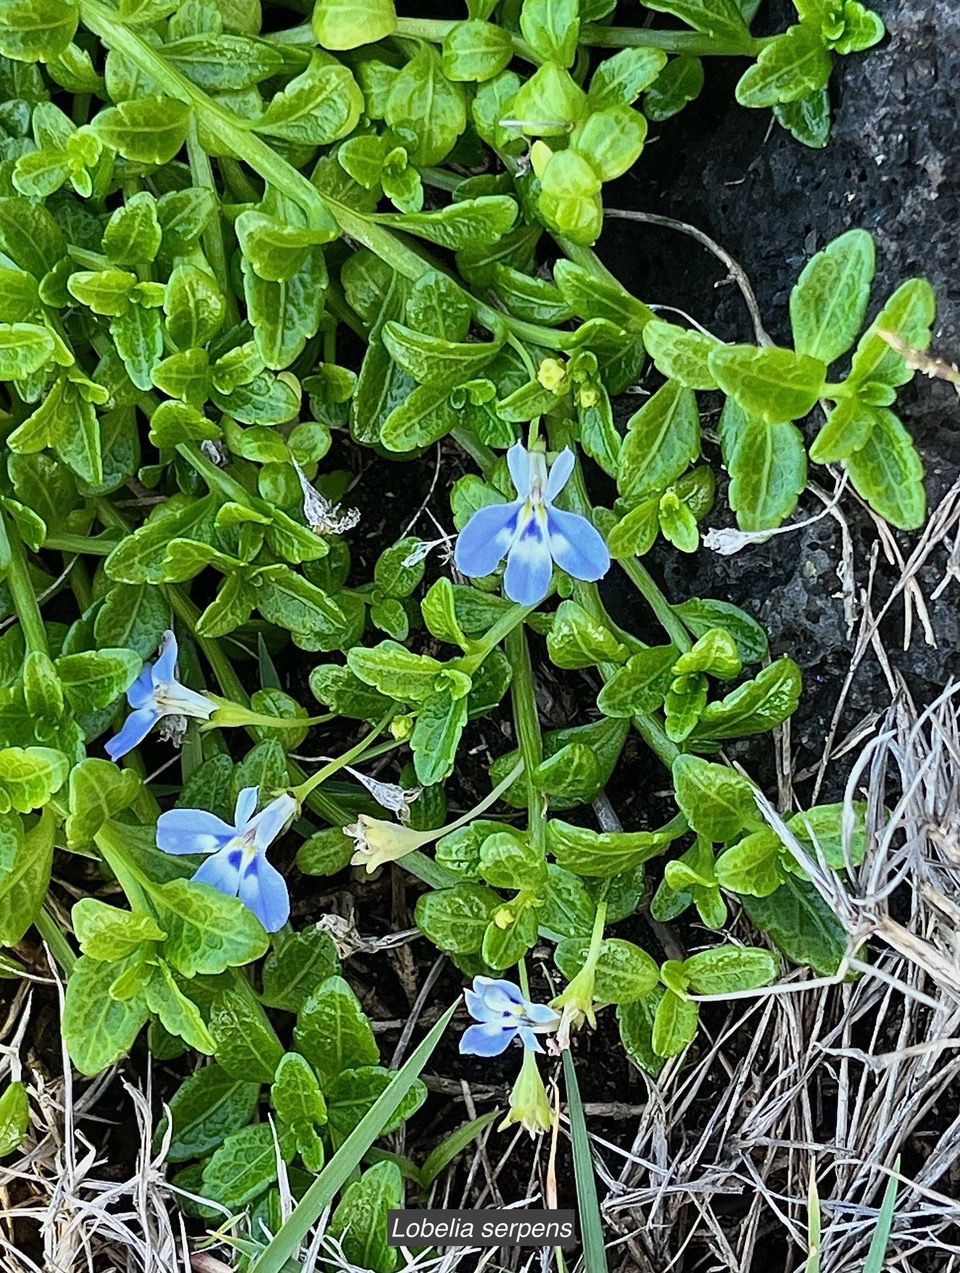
[506,626,546,855]
[5,521,48,655]
[618,556,692,653]
[580,23,760,55]
[460,601,536,674]
[292,712,395,802]
[95,821,154,915]
[35,906,77,976]
[185,117,239,328]
[394,16,539,62]
[43,532,120,555]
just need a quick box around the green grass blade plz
[562,1048,608,1273]
[249,1001,457,1273]
[419,1109,500,1193]
[863,1157,900,1273]
[805,1160,821,1273]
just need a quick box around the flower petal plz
[152,630,179,685]
[459,1022,516,1057]
[524,1002,561,1027]
[517,1026,545,1053]
[506,441,530,497]
[192,845,242,895]
[161,683,215,720]
[238,854,290,932]
[126,665,157,711]
[474,977,525,1013]
[234,786,259,829]
[546,506,611,583]
[252,792,297,853]
[105,706,160,761]
[546,448,575,501]
[156,808,238,855]
[503,510,553,605]
[454,499,522,579]
[464,987,497,1023]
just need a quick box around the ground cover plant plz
[0,0,952,1268]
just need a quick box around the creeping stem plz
[506,626,547,856]
[5,519,49,655]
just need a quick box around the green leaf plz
[547,599,628,669]
[651,987,699,1057]
[151,879,269,978]
[596,645,678,717]
[682,945,778,993]
[329,1161,402,1272]
[378,196,517,251]
[809,395,875,463]
[415,883,501,954]
[507,61,588,137]
[111,305,164,391]
[618,380,700,504]
[348,641,463,704]
[0,0,78,62]
[384,46,466,167]
[693,657,802,742]
[571,105,647,182]
[848,278,937,392]
[201,1123,278,1209]
[257,55,362,144]
[145,961,216,1054]
[710,344,825,423]
[56,648,141,714]
[293,974,379,1082]
[828,2,884,54]
[382,321,502,388]
[773,86,831,148]
[163,1062,261,1162]
[736,24,832,108]
[617,989,666,1076]
[73,898,165,960]
[715,827,784,896]
[326,1065,427,1142]
[0,746,67,813]
[741,875,848,975]
[0,323,54,380]
[261,928,341,1014]
[673,598,768,664]
[720,400,807,532]
[674,628,741,679]
[63,954,149,1076]
[380,383,458,452]
[556,937,660,1003]
[210,984,285,1082]
[520,0,579,67]
[672,754,757,842]
[0,809,52,944]
[163,33,282,91]
[645,53,704,120]
[411,688,467,786]
[0,1081,28,1157]
[843,407,925,530]
[92,96,192,165]
[589,47,667,109]
[642,319,720,390]
[643,0,751,45]
[312,0,396,50]
[104,192,162,267]
[272,1051,327,1172]
[546,816,680,877]
[790,229,875,366]
[442,20,514,82]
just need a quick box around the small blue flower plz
[454,442,610,606]
[459,976,560,1057]
[156,786,296,932]
[105,630,215,761]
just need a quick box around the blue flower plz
[454,442,610,606]
[105,630,215,761]
[459,976,560,1057]
[156,786,296,932]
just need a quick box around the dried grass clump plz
[596,682,960,1273]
